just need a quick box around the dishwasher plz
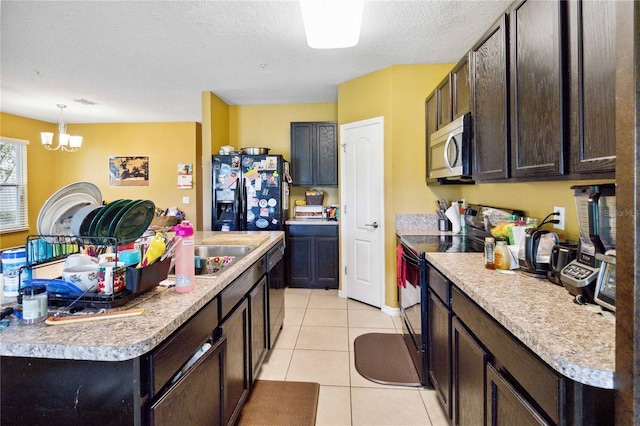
[266,240,285,348]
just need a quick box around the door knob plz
[365,222,379,229]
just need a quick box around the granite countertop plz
[424,251,615,389]
[0,231,284,362]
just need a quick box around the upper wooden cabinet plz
[470,0,614,182]
[451,55,471,121]
[509,0,567,179]
[471,14,510,181]
[290,122,338,187]
[436,55,471,130]
[567,0,616,177]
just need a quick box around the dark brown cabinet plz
[290,122,338,187]
[452,316,487,426]
[568,0,616,177]
[428,290,451,418]
[452,55,471,121]
[220,298,250,426]
[436,75,452,129]
[509,0,567,179]
[486,364,548,426]
[286,224,339,289]
[249,276,268,383]
[149,336,226,426]
[471,14,510,181]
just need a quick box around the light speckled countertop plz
[0,231,284,362]
[396,227,614,389]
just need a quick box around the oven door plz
[399,243,428,385]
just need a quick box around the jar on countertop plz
[21,285,48,324]
[494,240,511,270]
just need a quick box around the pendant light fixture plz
[299,0,364,49]
[41,104,83,152]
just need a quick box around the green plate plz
[107,199,140,237]
[113,199,156,243]
[87,204,110,237]
[95,199,131,237]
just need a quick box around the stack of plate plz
[84,199,156,242]
[37,182,102,238]
[36,183,156,243]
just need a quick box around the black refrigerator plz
[212,154,291,231]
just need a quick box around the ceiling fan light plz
[299,0,364,49]
[41,132,54,146]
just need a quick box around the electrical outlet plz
[182,196,190,204]
[553,206,565,230]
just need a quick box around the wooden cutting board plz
[200,234,270,247]
[45,308,144,325]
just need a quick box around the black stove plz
[400,234,484,254]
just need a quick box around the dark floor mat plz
[236,380,320,426]
[354,333,422,387]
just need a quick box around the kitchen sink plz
[194,245,253,258]
[170,245,253,276]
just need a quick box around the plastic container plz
[460,208,467,235]
[2,248,31,298]
[484,237,495,270]
[494,241,511,270]
[21,285,48,323]
[172,220,195,293]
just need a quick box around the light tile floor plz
[257,288,450,426]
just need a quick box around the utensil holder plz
[439,219,452,232]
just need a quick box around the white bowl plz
[61,264,100,292]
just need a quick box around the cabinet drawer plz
[451,286,561,423]
[287,224,338,237]
[220,257,266,320]
[149,335,226,426]
[147,299,219,397]
[428,266,450,306]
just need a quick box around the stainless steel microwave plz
[427,113,472,182]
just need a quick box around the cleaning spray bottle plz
[172,221,195,293]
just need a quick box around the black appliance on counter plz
[398,203,524,386]
[212,154,291,231]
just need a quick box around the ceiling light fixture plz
[299,0,364,49]
[40,104,83,152]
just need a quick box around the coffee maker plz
[560,184,616,302]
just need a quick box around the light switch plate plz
[182,196,190,204]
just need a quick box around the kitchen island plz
[0,231,284,425]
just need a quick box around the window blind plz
[0,137,29,233]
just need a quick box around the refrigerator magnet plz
[259,207,269,217]
[268,198,277,207]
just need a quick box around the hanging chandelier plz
[40,104,83,152]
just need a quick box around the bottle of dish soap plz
[172,221,195,293]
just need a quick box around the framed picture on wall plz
[109,156,150,186]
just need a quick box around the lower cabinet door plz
[486,364,548,426]
[452,317,487,426]
[428,290,451,419]
[220,298,250,426]
[249,276,268,383]
[149,335,226,426]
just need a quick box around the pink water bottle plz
[172,221,195,293]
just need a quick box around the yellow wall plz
[229,103,340,208]
[338,64,463,307]
[0,113,58,248]
[0,115,200,250]
[460,179,615,242]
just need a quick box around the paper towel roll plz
[445,202,461,234]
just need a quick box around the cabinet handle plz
[365,222,379,229]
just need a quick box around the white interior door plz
[340,117,385,308]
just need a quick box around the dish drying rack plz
[21,234,144,309]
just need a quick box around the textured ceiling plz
[1,0,512,124]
